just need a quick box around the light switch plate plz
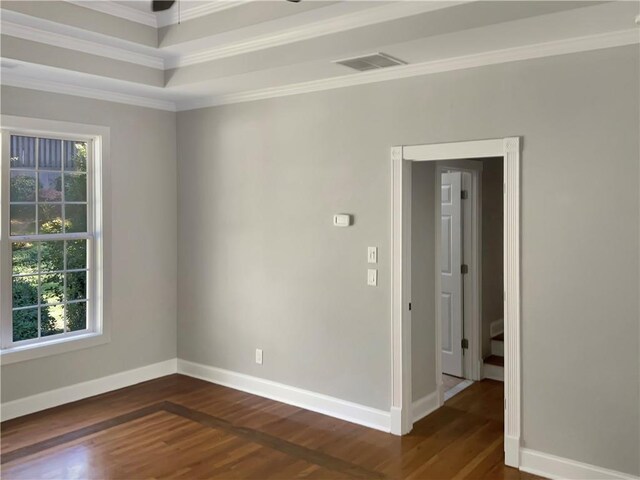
[367,269,377,286]
[367,247,377,264]
[255,348,263,365]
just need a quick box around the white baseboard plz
[412,389,440,423]
[504,434,520,467]
[389,406,403,435]
[177,359,390,433]
[1,358,177,421]
[520,448,640,480]
[3,358,638,480]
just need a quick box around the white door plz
[440,171,463,377]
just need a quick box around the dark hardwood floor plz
[0,375,543,479]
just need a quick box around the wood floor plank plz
[164,402,385,479]
[1,375,545,479]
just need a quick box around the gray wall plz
[481,158,503,357]
[1,86,178,402]
[177,45,639,475]
[411,162,436,401]
[1,1,157,47]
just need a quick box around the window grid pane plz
[10,136,36,168]
[9,135,91,344]
[11,239,90,341]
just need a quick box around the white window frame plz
[1,116,110,365]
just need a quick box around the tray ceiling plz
[1,0,638,111]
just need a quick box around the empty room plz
[0,1,639,479]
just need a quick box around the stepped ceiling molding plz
[1,0,638,111]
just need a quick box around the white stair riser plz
[491,339,504,356]
[483,363,504,382]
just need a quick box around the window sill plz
[0,332,110,365]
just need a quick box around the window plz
[1,117,108,363]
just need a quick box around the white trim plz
[389,406,403,435]
[66,1,158,28]
[390,146,413,435]
[482,363,504,382]
[1,24,635,114]
[405,139,504,162]
[0,132,11,364]
[0,8,165,58]
[167,2,466,68]
[0,332,109,365]
[443,379,473,401]
[504,435,520,468]
[1,20,165,69]
[69,0,249,28]
[502,137,521,467]
[177,359,391,433]
[411,389,441,423]
[177,28,639,110]
[156,1,250,28]
[520,448,640,480]
[1,73,176,112]
[0,358,177,421]
[0,115,112,365]
[391,138,521,468]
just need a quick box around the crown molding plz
[1,20,165,69]
[176,28,640,110]
[66,1,158,28]
[0,8,164,55]
[3,28,637,114]
[167,1,467,69]
[1,72,176,111]
[156,1,250,28]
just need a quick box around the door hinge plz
[408,302,412,311]
[461,338,469,349]
[461,264,469,274]
[461,190,468,200]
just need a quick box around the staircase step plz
[483,355,504,381]
[484,355,504,367]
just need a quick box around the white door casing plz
[440,171,463,377]
[390,137,521,468]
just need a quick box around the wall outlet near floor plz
[255,348,263,365]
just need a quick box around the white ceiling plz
[1,1,638,111]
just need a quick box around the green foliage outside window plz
[12,235,87,341]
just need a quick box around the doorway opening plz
[390,138,521,467]
[437,159,504,402]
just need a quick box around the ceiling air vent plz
[334,53,407,72]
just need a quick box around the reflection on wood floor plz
[1,375,543,479]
